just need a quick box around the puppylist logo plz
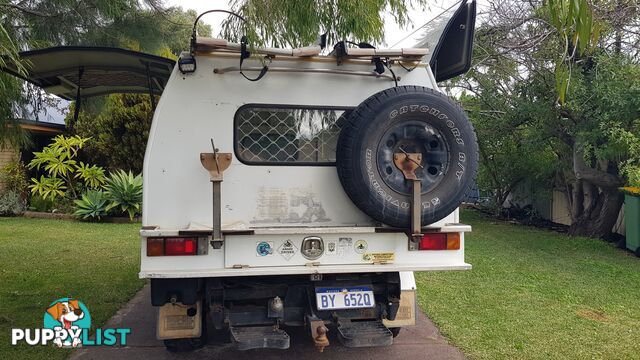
[11,298,131,348]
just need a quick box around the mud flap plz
[383,289,417,328]
[157,301,202,340]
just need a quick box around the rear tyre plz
[336,86,478,227]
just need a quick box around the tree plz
[448,0,639,238]
[0,1,210,147]
[221,0,429,47]
[72,94,153,173]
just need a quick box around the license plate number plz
[315,286,375,310]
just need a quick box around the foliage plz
[620,187,640,196]
[73,94,153,173]
[73,189,109,220]
[28,135,106,200]
[27,194,55,212]
[543,0,601,103]
[605,120,640,188]
[28,176,67,201]
[448,0,639,238]
[75,162,107,188]
[0,190,25,216]
[0,160,28,195]
[222,0,429,47]
[104,170,143,220]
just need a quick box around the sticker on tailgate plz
[362,252,395,263]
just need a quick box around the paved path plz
[71,284,465,360]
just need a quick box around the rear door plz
[1,46,175,99]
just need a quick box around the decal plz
[362,253,395,264]
[251,187,331,224]
[354,240,368,254]
[337,237,353,257]
[277,239,298,261]
[325,241,337,255]
[256,241,274,257]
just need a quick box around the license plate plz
[315,286,375,310]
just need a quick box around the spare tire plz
[336,86,478,228]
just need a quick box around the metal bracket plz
[393,151,424,248]
[200,140,232,248]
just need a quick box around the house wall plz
[0,144,19,191]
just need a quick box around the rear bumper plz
[140,262,471,278]
[140,224,472,279]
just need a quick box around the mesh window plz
[235,105,350,164]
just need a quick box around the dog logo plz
[43,298,91,348]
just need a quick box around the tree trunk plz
[568,188,623,238]
[568,144,624,238]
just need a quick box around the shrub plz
[28,195,55,212]
[0,190,26,216]
[104,170,142,220]
[28,135,106,201]
[0,160,28,195]
[73,94,153,173]
[74,190,109,220]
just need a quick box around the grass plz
[416,210,640,360]
[0,217,143,360]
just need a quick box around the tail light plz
[147,237,198,256]
[418,233,460,250]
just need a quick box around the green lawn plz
[0,218,143,360]
[417,210,640,360]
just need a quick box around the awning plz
[1,46,175,100]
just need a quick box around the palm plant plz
[104,170,143,220]
[73,190,109,220]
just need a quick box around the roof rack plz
[194,37,428,62]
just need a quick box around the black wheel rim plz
[376,120,449,195]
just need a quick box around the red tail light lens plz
[418,233,460,250]
[419,233,447,250]
[165,237,197,255]
[147,237,198,256]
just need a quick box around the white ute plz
[2,0,478,352]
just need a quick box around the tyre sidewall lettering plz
[361,100,471,214]
[337,86,479,228]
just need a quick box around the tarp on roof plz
[1,46,175,100]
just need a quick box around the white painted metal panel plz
[143,54,445,230]
[140,53,471,278]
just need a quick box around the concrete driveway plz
[71,285,465,360]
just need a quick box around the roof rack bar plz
[213,66,398,81]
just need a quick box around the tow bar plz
[393,150,424,249]
[200,139,232,249]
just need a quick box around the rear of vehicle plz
[0,0,478,352]
[141,0,478,352]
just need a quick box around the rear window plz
[234,105,352,165]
